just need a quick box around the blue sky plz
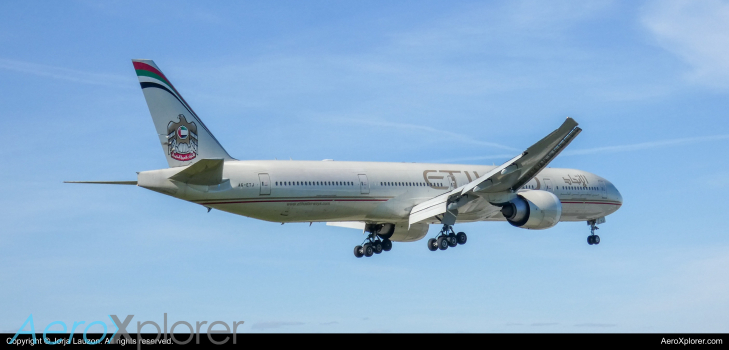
[1,0,729,333]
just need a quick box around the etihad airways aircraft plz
[67,59,623,258]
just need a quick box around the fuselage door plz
[447,174,456,190]
[358,174,370,194]
[259,173,271,195]
[543,178,553,192]
[598,179,607,199]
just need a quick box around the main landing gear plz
[354,232,393,258]
[587,219,600,245]
[427,224,467,252]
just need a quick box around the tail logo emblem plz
[167,114,198,161]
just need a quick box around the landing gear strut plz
[587,219,600,245]
[427,224,467,252]
[354,228,393,258]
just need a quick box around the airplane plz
[66,59,623,258]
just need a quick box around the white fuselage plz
[138,160,622,225]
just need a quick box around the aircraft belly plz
[206,197,387,223]
[559,201,619,221]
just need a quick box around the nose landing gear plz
[587,219,601,245]
[427,224,467,252]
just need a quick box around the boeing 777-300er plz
[67,59,623,258]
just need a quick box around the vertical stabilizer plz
[132,59,233,167]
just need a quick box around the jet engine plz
[500,190,562,230]
[372,222,429,242]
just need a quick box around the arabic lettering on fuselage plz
[562,174,588,187]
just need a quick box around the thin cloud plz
[562,134,729,156]
[431,134,729,163]
[642,0,729,88]
[251,321,305,330]
[574,323,617,327]
[334,118,519,151]
[530,322,559,326]
[430,154,517,163]
[0,58,133,88]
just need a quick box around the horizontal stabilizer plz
[168,158,224,185]
[64,181,137,185]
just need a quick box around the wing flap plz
[326,221,366,230]
[408,193,450,227]
[460,153,524,194]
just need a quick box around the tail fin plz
[132,59,233,167]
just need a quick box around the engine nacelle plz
[500,190,562,230]
[371,222,428,242]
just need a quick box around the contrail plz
[562,134,729,156]
[336,118,519,151]
[432,134,729,163]
[0,58,133,88]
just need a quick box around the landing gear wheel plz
[373,241,383,254]
[363,244,374,257]
[382,239,392,252]
[587,236,594,245]
[354,245,363,258]
[456,232,467,245]
[437,236,449,250]
[447,233,457,247]
[427,238,438,251]
[593,235,600,245]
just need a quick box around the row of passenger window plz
[522,185,601,191]
[380,181,443,187]
[557,186,600,191]
[275,181,353,187]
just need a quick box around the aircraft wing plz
[409,117,581,226]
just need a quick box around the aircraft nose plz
[610,182,623,206]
